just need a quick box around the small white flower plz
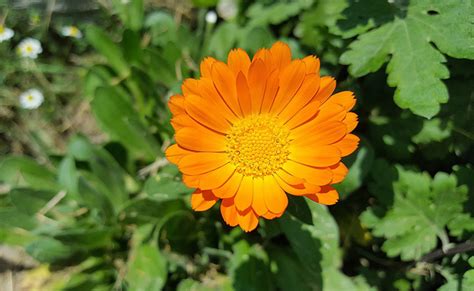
[19,89,44,109]
[61,25,83,39]
[205,11,218,24]
[217,0,238,20]
[0,25,15,42]
[17,38,43,59]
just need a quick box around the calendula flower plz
[205,11,218,24]
[0,25,14,42]
[166,42,359,232]
[61,25,82,39]
[19,89,44,109]
[217,0,238,20]
[17,38,42,59]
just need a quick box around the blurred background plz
[0,0,473,290]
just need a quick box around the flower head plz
[205,11,218,24]
[217,0,238,20]
[19,89,44,109]
[61,25,83,39]
[0,25,15,42]
[166,42,359,232]
[17,38,42,59]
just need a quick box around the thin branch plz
[37,190,67,216]
[419,239,474,263]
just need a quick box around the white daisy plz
[60,25,83,39]
[17,38,43,59]
[0,25,14,42]
[217,0,238,20]
[19,89,44,109]
[205,11,218,24]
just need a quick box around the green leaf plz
[77,176,115,220]
[411,118,452,144]
[122,198,187,225]
[53,227,114,250]
[286,195,313,225]
[230,241,274,291]
[334,138,374,199]
[246,0,314,27]
[144,174,192,199]
[85,26,130,77]
[126,244,167,291]
[340,0,474,118]
[57,155,78,196]
[208,22,240,60]
[362,166,469,260]
[9,188,57,215]
[0,208,37,230]
[0,156,57,190]
[26,237,74,263]
[91,86,160,161]
[269,247,320,291]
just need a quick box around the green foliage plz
[339,0,474,118]
[361,161,472,260]
[0,0,473,290]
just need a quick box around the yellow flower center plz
[0,26,4,33]
[226,114,290,177]
[27,95,34,101]
[25,45,33,53]
[70,27,79,36]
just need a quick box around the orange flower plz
[166,42,359,232]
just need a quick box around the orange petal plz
[237,208,259,232]
[262,211,283,220]
[282,160,333,186]
[314,102,347,124]
[285,101,320,129]
[248,59,268,114]
[252,177,267,216]
[200,57,217,78]
[227,48,251,76]
[263,175,288,214]
[271,60,306,114]
[291,121,347,146]
[175,127,226,152]
[220,198,239,227]
[343,112,358,133]
[234,176,253,211]
[333,134,359,156]
[289,144,341,167]
[182,78,201,96]
[329,162,348,184]
[236,72,252,116]
[185,94,232,133]
[279,74,320,122]
[178,153,229,175]
[302,55,320,75]
[260,70,280,113]
[182,175,199,188]
[252,48,272,64]
[211,61,242,117]
[273,173,309,196]
[275,169,305,185]
[213,171,243,198]
[168,95,185,116]
[329,91,356,111]
[165,144,193,165]
[305,186,339,205]
[198,78,239,123]
[191,189,218,211]
[313,76,336,104]
[270,41,292,71]
[198,163,236,190]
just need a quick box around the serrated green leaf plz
[362,166,469,260]
[340,0,474,118]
